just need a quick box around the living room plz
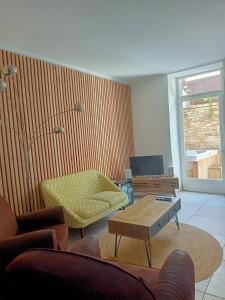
[0,1,225,300]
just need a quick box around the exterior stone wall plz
[183,100,221,150]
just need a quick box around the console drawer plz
[168,200,181,220]
[150,213,169,237]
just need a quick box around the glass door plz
[178,69,225,193]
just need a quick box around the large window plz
[177,69,223,180]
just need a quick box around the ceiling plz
[1,0,225,82]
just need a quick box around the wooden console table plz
[132,176,179,196]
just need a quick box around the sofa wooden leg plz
[79,228,84,239]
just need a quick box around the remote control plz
[156,195,173,202]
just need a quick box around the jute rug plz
[98,223,223,282]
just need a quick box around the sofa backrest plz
[41,170,119,208]
[0,196,18,240]
[1,249,156,300]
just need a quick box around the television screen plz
[130,155,164,176]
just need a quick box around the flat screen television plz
[130,155,164,176]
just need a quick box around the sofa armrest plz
[17,206,65,231]
[70,237,101,258]
[0,229,57,272]
[152,250,195,300]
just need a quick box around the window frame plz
[177,68,223,100]
[176,65,225,186]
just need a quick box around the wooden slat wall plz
[0,50,134,215]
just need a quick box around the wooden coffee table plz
[108,195,181,267]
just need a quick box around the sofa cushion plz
[41,170,121,202]
[71,198,110,220]
[91,191,127,207]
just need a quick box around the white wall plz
[130,74,172,175]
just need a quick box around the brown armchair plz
[0,237,195,300]
[0,195,68,271]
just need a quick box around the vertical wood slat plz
[31,58,43,209]
[17,54,31,211]
[13,53,29,213]
[0,49,134,214]
[9,51,25,214]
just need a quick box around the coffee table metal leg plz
[144,239,152,267]
[114,234,121,257]
[174,214,180,230]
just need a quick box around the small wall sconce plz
[0,79,7,92]
[0,65,17,92]
[73,103,85,112]
[54,127,65,134]
[1,65,17,76]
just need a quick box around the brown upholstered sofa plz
[0,195,68,272]
[0,237,195,300]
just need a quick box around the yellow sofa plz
[41,170,128,237]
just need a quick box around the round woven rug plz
[98,223,223,282]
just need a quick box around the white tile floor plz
[177,191,225,300]
[68,191,225,300]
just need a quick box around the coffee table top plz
[108,195,181,239]
[110,195,180,226]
